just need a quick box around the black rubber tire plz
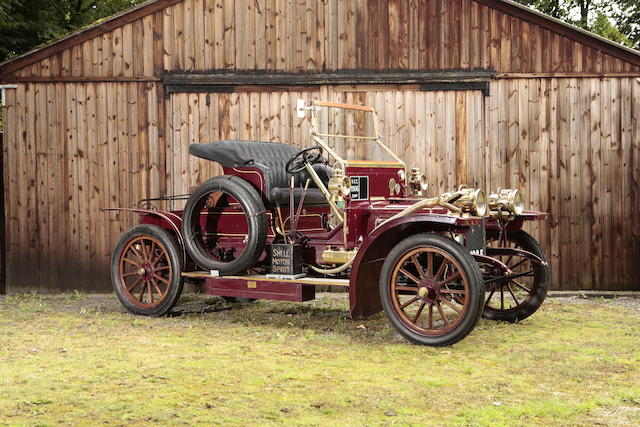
[111,224,184,316]
[182,175,267,274]
[379,233,485,346]
[482,230,550,322]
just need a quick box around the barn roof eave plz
[0,0,639,77]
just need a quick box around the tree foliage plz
[514,0,639,49]
[0,0,145,61]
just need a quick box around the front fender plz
[348,214,480,319]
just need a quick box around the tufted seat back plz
[189,140,330,204]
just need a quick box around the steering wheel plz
[285,146,324,174]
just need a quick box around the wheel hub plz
[418,284,439,302]
[139,261,154,279]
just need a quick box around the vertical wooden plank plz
[163,6,174,72]
[469,0,479,69]
[132,19,144,76]
[578,79,591,287]
[213,0,225,69]
[610,78,622,288]
[455,91,468,185]
[223,0,235,69]
[174,2,185,70]
[589,78,602,288]
[113,27,124,77]
[184,0,195,71]
[85,83,100,285]
[450,0,461,69]
[499,12,510,73]
[460,0,470,69]
[194,0,206,70]
[256,0,266,70]
[147,83,161,200]
[620,78,632,286]
[547,78,560,283]
[122,23,134,77]
[631,79,640,286]
[95,83,109,280]
[143,15,154,76]
[34,84,48,289]
[600,78,612,289]
[265,0,276,70]
[102,31,113,77]
[153,11,165,76]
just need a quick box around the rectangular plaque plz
[465,219,486,255]
[270,244,303,275]
[350,176,369,200]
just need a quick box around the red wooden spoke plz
[507,283,520,305]
[439,271,461,285]
[413,302,426,323]
[512,280,531,293]
[127,277,143,293]
[428,304,433,329]
[152,251,164,266]
[129,244,145,263]
[122,271,139,277]
[154,265,171,272]
[395,285,418,292]
[433,261,447,281]
[509,258,527,270]
[440,296,462,313]
[440,288,465,295]
[399,268,422,285]
[427,252,434,278]
[412,255,427,280]
[147,280,154,303]
[436,301,449,326]
[152,282,164,298]
[500,286,504,309]
[153,274,170,285]
[148,241,157,260]
[138,282,147,302]
[123,257,141,267]
[400,296,420,309]
[485,288,495,305]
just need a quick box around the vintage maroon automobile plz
[108,101,550,346]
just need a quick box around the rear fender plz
[348,214,479,319]
[103,208,186,268]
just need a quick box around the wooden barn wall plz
[2,78,639,292]
[2,82,164,291]
[8,0,640,79]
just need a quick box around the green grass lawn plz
[1,292,639,426]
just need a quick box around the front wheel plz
[379,233,484,346]
[481,230,550,322]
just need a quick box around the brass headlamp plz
[328,168,351,205]
[488,188,524,220]
[408,167,429,196]
[439,186,487,217]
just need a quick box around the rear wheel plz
[380,233,484,346]
[182,175,267,274]
[481,230,549,322]
[111,225,183,316]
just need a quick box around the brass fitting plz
[488,188,524,220]
[408,167,429,196]
[321,248,358,265]
[328,168,351,206]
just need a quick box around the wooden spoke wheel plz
[111,225,183,316]
[481,230,550,322]
[380,233,484,346]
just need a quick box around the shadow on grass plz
[169,293,398,344]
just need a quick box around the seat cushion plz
[269,188,328,206]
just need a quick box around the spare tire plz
[182,175,267,274]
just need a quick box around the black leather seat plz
[189,140,330,205]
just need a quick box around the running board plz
[181,272,349,302]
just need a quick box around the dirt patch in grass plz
[1,292,639,425]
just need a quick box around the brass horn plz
[488,188,524,220]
